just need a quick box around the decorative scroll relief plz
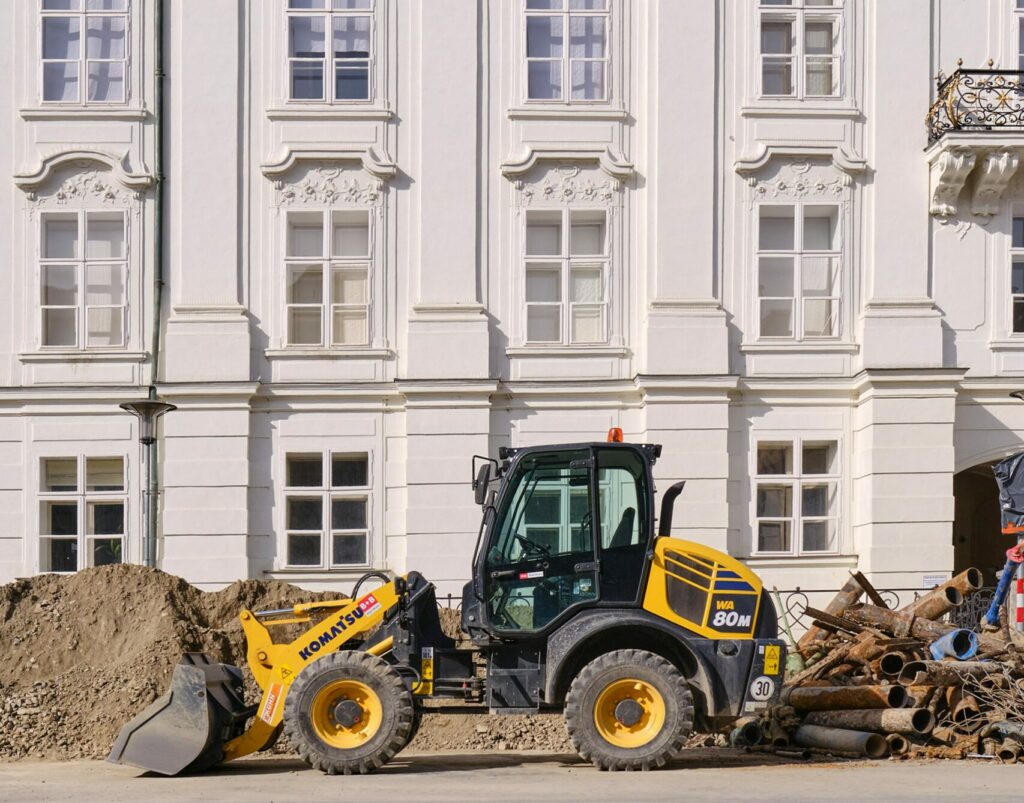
[745,160,852,207]
[514,165,622,208]
[24,166,140,219]
[52,170,133,205]
[972,149,1021,217]
[273,165,384,207]
[928,146,976,217]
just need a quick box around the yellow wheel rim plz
[593,677,666,749]
[309,679,383,749]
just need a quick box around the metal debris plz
[750,568,1024,762]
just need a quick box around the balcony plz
[926,68,1024,217]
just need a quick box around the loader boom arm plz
[223,580,403,762]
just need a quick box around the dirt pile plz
[0,565,579,762]
[0,564,336,761]
[410,713,572,753]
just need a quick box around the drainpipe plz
[147,0,165,567]
[150,0,165,395]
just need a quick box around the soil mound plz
[0,565,574,761]
[0,564,334,760]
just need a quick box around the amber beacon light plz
[607,427,624,442]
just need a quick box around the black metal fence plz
[927,69,1024,142]
[772,586,999,634]
[438,586,1003,633]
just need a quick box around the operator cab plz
[467,437,661,639]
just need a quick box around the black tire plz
[564,648,694,771]
[283,651,415,775]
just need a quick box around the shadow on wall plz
[953,463,1004,586]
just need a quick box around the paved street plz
[0,751,1021,803]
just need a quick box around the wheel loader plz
[109,433,786,774]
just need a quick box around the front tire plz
[283,651,415,775]
[564,649,694,771]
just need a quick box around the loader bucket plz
[107,653,254,776]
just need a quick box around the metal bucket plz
[107,653,255,776]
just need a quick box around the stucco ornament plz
[277,167,383,207]
[747,161,851,202]
[53,171,130,206]
[518,166,621,207]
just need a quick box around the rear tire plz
[564,649,694,771]
[284,651,414,775]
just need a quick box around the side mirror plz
[474,463,492,507]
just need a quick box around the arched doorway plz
[953,462,1005,586]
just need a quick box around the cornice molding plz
[260,145,397,181]
[14,148,155,192]
[500,144,634,180]
[733,143,867,175]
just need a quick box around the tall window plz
[525,0,608,102]
[759,0,841,98]
[284,452,370,568]
[755,440,839,555]
[287,0,373,102]
[285,210,370,347]
[41,0,127,104]
[1011,217,1024,333]
[524,209,607,345]
[40,211,126,349]
[757,203,840,340]
[40,456,126,572]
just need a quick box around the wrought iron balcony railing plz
[928,69,1024,142]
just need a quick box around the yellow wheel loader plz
[109,437,786,774]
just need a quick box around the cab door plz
[483,448,599,634]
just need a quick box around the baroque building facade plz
[3,0,1024,609]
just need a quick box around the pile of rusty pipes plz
[751,569,1024,761]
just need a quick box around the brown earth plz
[0,565,574,761]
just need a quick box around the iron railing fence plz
[437,587,1005,633]
[928,68,1024,142]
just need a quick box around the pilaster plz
[162,0,250,383]
[405,0,488,380]
[851,370,963,586]
[156,382,257,586]
[643,0,728,375]
[862,0,943,369]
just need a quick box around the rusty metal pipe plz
[793,725,888,758]
[903,685,937,708]
[782,685,907,712]
[886,733,909,756]
[898,660,1005,687]
[729,718,764,747]
[878,651,907,677]
[901,569,982,620]
[768,719,790,748]
[997,738,1022,763]
[802,707,935,736]
[903,586,962,620]
[797,575,864,652]
[845,603,1007,655]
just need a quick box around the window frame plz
[755,0,844,102]
[282,450,372,570]
[284,0,377,106]
[755,201,842,342]
[523,207,610,346]
[39,0,130,106]
[38,208,129,351]
[522,0,611,106]
[1016,0,1024,71]
[752,438,841,558]
[38,454,129,573]
[1010,214,1024,336]
[283,208,373,349]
